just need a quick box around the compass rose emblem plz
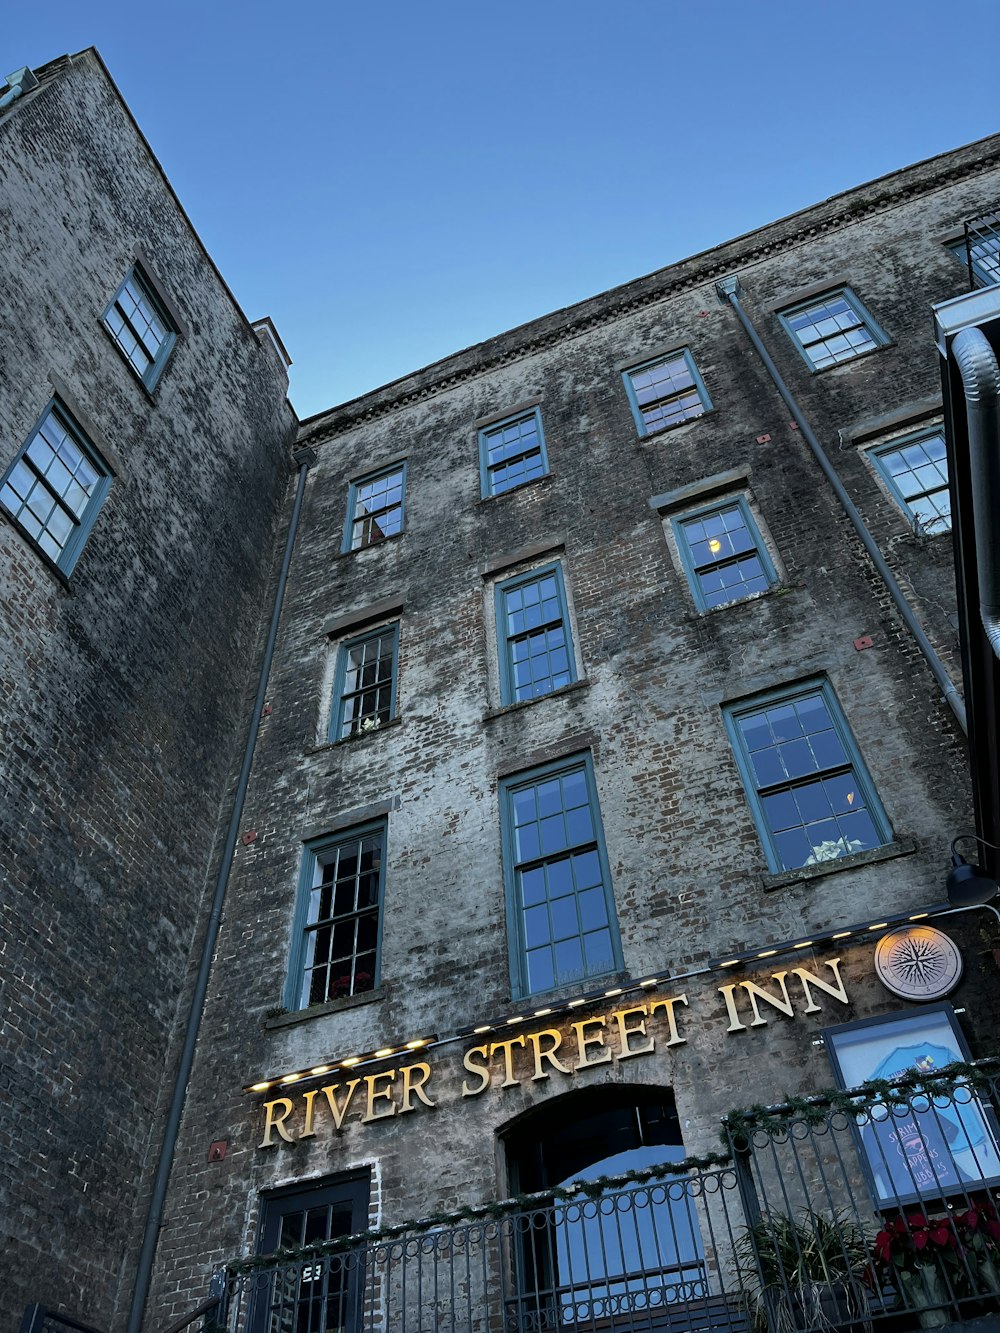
[874,926,963,1000]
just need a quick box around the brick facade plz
[146,133,1000,1324]
[4,46,1000,1333]
[0,51,294,1328]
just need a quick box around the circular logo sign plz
[874,925,963,1001]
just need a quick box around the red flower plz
[875,1231,893,1264]
[906,1212,929,1229]
[913,1231,929,1251]
[928,1225,951,1247]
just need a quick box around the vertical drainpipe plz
[715,275,967,735]
[125,444,316,1333]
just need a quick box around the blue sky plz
[6,1,998,418]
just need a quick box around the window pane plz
[784,290,882,368]
[730,686,888,871]
[627,351,708,434]
[505,762,616,995]
[0,406,107,568]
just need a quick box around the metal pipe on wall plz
[125,446,316,1333]
[715,276,967,734]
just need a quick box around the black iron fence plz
[197,1064,1000,1333]
[963,210,1000,290]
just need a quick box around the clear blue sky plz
[5,1,998,418]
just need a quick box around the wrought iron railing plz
[963,210,1000,290]
[196,1065,1000,1333]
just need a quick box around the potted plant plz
[735,1209,873,1333]
[873,1199,1000,1327]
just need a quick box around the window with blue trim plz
[344,463,406,551]
[0,400,112,573]
[501,755,621,997]
[951,235,1000,289]
[871,431,951,534]
[724,681,891,873]
[623,349,711,436]
[779,288,887,370]
[288,823,385,1009]
[674,499,776,610]
[103,266,177,389]
[496,563,576,705]
[479,409,548,497]
[331,625,399,739]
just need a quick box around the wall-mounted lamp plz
[947,835,1000,907]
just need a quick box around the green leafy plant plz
[734,1209,873,1333]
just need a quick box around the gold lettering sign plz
[258,961,848,1146]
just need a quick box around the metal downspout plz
[125,445,316,1333]
[951,326,1000,659]
[715,277,967,734]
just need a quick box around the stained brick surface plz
[5,49,1000,1333]
[0,53,294,1329]
[146,135,1000,1324]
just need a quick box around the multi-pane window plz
[103,266,177,389]
[872,431,951,534]
[331,625,399,739]
[501,755,621,997]
[674,499,776,610]
[496,563,576,705]
[952,234,1000,288]
[724,681,891,873]
[289,825,384,1010]
[256,1174,369,1330]
[623,349,711,436]
[479,409,548,497]
[779,288,887,370]
[344,464,406,552]
[0,401,111,573]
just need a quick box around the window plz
[0,400,112,573]
[871,430,951,534]
[623,349,711,436]
[503,1089,706,1324]
[253,1173,370,1332]
[103,265,177,389]
[344,463,406,552]
[674,499,776,610]
[778,288,887,370]
[479,408,548,497]
[288,824,385,1010]
[952,234,1000,288]
[331,625,399,740]
[500,755,621,997]
[724,681,891,873]
[495,563,576,705]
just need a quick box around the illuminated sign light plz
[244,901,954,1094]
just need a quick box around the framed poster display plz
[824,1004,1000,1209]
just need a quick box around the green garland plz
[721,1058,1000,1149]
[229,1148,733,1274]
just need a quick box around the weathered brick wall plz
[142,132,1000,1326]
[0,52,295,1328]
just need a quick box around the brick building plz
[4,47,1000,1333]
[0,51,295,1329]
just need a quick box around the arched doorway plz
[502,1087,708,1326]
